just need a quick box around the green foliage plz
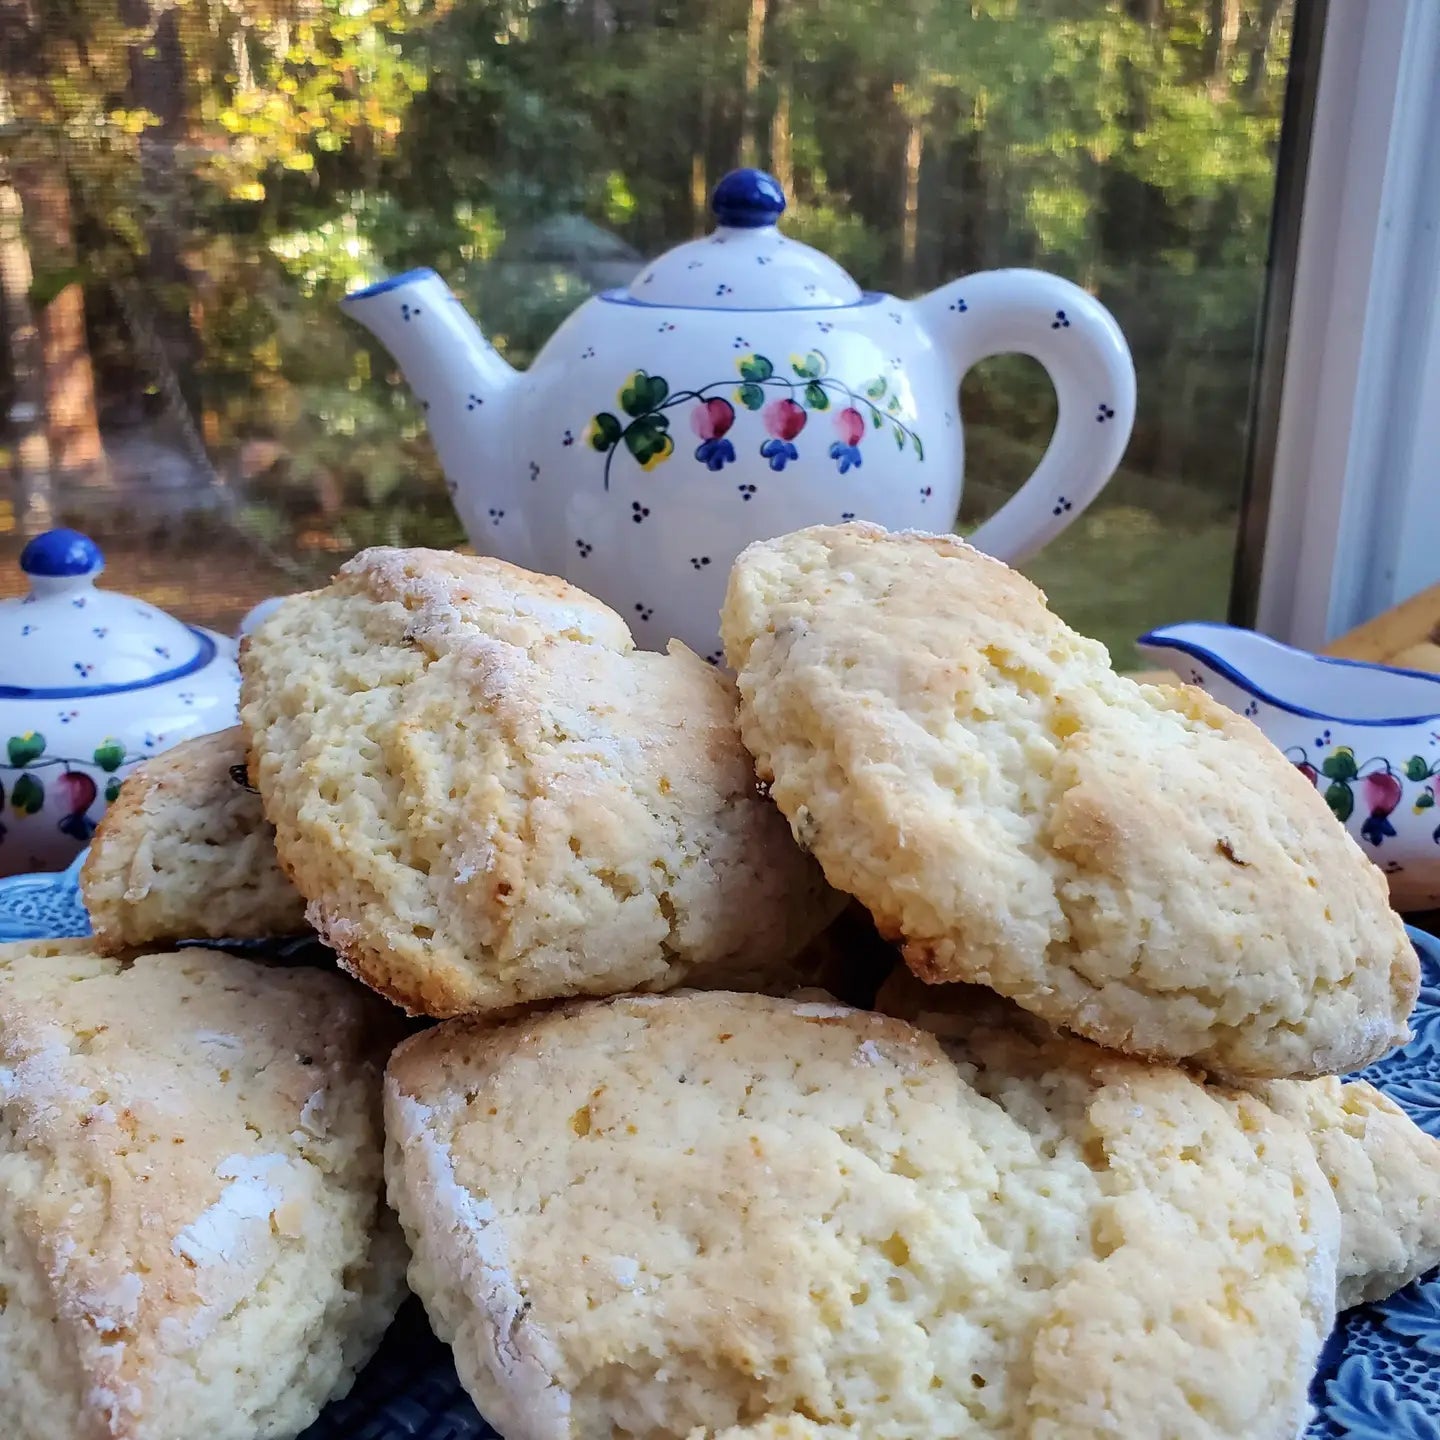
[5,0,1294,641]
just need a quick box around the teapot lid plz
[619,169,865,311]
[0,529,218,698]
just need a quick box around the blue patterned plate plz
[2,856,1437,1439]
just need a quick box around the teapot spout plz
[342,267,531,561]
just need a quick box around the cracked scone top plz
[240,548,839,1017]
[720,523,1418,1081]
[0,938,408,1440]
[384,989,1339,1440]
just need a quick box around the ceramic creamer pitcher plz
[343,168,1137,660]
[1140,621,1440,914]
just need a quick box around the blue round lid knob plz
[20,528,104,579]
[711,168,786,229]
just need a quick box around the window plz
[2,0,1299,667]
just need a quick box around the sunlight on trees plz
[0,0,1292,656]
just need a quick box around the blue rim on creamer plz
[1139,620,1440,727]
[2,852,1437,1440]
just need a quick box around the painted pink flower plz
[829,406,865,474]
[834,406,865,446]
[762,398,806,441]
[690,397,735,440]
[1364,772,1403,817]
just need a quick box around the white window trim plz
[1254,0,1440,650]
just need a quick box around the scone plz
[1256,1075,1440,1309]
[0,938,408,1440]
[385,989,1339,1440]
[721,522,1417,1081]
[876,966,1440,1312]
[81,727,306,952]
[240,548,839,1017]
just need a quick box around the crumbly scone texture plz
[240,547,839,1018]
[875,966,1440,1313]
[81,727,306,952]
[1255,1075,1440,1309]
[385,987,1339,1440]
[720,522,1417,1081]
[0,937,408,1440]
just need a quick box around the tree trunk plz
[13,163,108,486]
[900,119,923,291]
[740,0,768,167]
[1243,0,1285,101]
[769,81,793,195]
[0,175,55,535]
[1203,0,1241,83]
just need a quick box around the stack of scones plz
[5,523,1438,1440]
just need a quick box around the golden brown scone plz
[722,522,1417,1081]
[240,548,839,1018]
[80,727,306,952]
[876,966,1440,1312]
[0,938,407,1440]
[1256,1076,1440,1309]
[385,988,1339,1440]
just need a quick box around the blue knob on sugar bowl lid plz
[0,529,241,875]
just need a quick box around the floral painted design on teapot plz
[0,530,241,875]
[343,168,1137,659]
[585,348,925,487]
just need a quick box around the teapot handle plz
[914,269,1135,564]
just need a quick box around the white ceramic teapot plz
[0,529,241,875]
[343,168,1137,660]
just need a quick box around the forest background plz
[0,0,1292,663]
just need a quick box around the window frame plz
[1241,0,1440,650]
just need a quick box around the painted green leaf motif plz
[93,739,126,773]
[105,776,123,804]
[1321,748,1358,782]
[623,414,673,468]
[1417,790,1436,810]
[7,732,44,767]
[1406,755,1432,782]
[738,354,773,383]
[886,394,901,413]
[892,423,906,449]
[588,412,622,452]
[803,381,829,410]
[913,433,925,461]
[791,350,827,380]
[619,371,668,416]
[11,773,44,816]
[737,383,766,411]
[864,376,887,399]
[870,406,884,428]
[1325,781,1354,823]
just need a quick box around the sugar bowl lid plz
[0,529,217,697]
[622,168,865,311]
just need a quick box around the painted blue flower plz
[761,438,798,471]
[694,437,736,472]
[829,441,863,475]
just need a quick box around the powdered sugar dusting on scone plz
[0,938,408,1440]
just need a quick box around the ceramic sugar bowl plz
[0,529,241,875]
[343,167,1137,660]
